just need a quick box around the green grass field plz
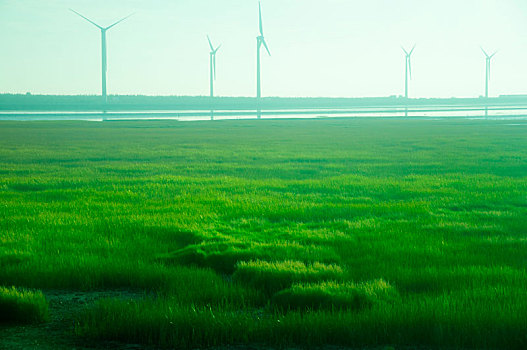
[0,118,526,349]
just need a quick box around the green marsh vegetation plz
[0,286,49,324]
[0,118,526,348]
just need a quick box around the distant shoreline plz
[2,94,527,112]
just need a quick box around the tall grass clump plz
[76,298,256,349]
[272,279,399,311]
[161,266,265,307]
[77,286,527,350]
[0,286,49,324]
[233,260,345,294]
[160,240,340,274]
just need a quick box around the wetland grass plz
[0,118,526,348]
[0,286,49,324]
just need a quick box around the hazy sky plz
[1,0,527,98]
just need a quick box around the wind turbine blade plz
[259,1,264,36]
[488,62,491,81]
[409,44,416,55]
[401,46,408,55]
[480,47,490,58]
[490,51,498,59]
[262,38,271,56]
[409,59,413,79]
[106,13,134,30]
[213,44,222,54]
[70,9,103,29]
[207,35,214,51]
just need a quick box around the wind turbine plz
[402,45,416,99]
[207,36,221,98]
[256,1,271,118]
[70,9,134,103]
[481,48,497,99]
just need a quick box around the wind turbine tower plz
[402,45,416,99]
[70,9,133,103]
[207,36,221,98]
[481,48,497,99]
[256,1,271,117]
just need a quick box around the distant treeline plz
[1,94,527,111]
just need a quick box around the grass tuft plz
[76,298,255,349]
[272,279,399,311]
[233,260,345,294]
[160,240,340,274]
[0,286,49,324]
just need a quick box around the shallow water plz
[1,106,527,122]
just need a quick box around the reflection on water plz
[1,106,527,122]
